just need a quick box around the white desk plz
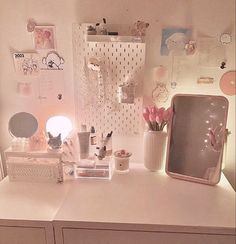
[0,177,71,244]
[0,164,235,244]
[54,164,236,244]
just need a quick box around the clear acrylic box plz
[74,157,114,180]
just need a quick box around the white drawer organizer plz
[4,148,63,183]
[73,23,146,135]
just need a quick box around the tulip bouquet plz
[143,106,172,131]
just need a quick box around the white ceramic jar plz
[114,150,132,172]
[143,131,167,171]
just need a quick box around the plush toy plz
[131,21,149,37]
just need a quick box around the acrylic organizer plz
[74,157,114,180]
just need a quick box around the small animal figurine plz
[95,146,107,160]
[131,21,149,37]
[47,132,62,150]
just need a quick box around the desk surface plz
[0,177,71,222]
[54,164,236,234]
[0,164,235,234]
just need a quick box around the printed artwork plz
[160,28,191,56]
[13,52,40,76]
[34,26,55,50]
[41,51,65,70]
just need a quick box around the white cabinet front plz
[62,228,235,244]
[0,226,47,244]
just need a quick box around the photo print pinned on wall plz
[13,52,40,76]
[17,82,32,96]
[33,26,56,50]
[160,28,191,56]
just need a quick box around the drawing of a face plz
[42,51,64,70]
[152,83,169,103]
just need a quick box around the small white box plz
[5,149,63,183]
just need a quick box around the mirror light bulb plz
[46,116,72,141]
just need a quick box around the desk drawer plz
[0,226,46,244]
[63,228,235,244]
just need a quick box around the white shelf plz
[86,34,145,43]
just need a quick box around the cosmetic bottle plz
[102,131,113,156]
[78,126,90,159]
[89,126,97,157]
[90,126,97,145]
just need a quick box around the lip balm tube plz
[77,132,90,159]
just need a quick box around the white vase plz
[144,131,167,171]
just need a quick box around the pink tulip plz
[149,113,156,122]
[149,106,157,115]
[156,114,161,124]
[143,107,150,115]
[143,107,150,122]
[143,112,149,122]
[163,107,173,122]
[156,107,165,124]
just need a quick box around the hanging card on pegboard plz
[73,23,146,135]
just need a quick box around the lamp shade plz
[46,116,72,141]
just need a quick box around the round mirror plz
[8,112,38,138]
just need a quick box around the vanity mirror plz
[8,112,38,138]
[166,94,228,185]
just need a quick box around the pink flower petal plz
[150,106,157,115]
[143,107,150,115]
[156,107,165,123]
[143,112,150,122]
[149,113,156,122]
[156,114,161,124]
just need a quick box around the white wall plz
[0,0,235,188]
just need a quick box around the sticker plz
[152,82,169,103]
[170,81,177,89]
[197,77,214,84]
[185,40,196,55]
[41,51,65,70]
[220,33,232,45]
[27,19,36,32]
[219,71,235,96]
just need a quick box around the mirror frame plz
[8,112,38,138]
[165,94,229,185]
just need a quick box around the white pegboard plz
[73,23,146,135]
